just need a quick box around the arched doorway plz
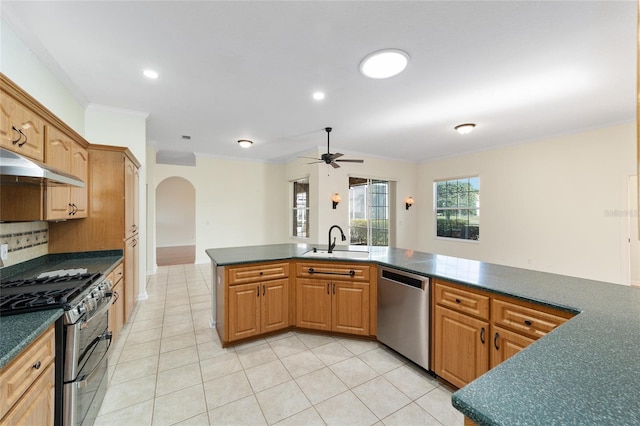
[156,177,196,266]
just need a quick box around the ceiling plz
[1,1,636,164]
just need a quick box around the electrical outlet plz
[1,244,8,261]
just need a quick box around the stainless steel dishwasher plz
[377,266,430,370]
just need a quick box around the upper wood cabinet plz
[124,157,139,238]
[45,127,88,220]
[0,92,45,162]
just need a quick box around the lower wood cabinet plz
[296,262,371,337]
[0,325,55,425]
[108,262,125,344]
[434,305,489,389]
[228,278,289,341]
[224,262,290,344]
[433,279,574,389]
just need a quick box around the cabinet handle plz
[11,126,21,144]
[32,360,42,370]
[327,283,330,294]
[262,285,265,296]
[455,298,461,304]
[333,283,336,294]
[494,332,500,350]
[17,129,27,147]
[480,327,485,344]
[112,291,119,304]
[524,319,532,326]
[257,286,260,297]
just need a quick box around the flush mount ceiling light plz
[237,139,253,148]
[143,69,159,79]
[455,123,476,135]
[359,49,410,79]
[312,91,325,101]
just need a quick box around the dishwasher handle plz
[380,269,426,290]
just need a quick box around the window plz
[349,177,390,246]
[435,176,479,241]
[292,178,309,238]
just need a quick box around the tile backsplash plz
[0,221,48,267]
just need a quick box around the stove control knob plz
[77,303,87,315]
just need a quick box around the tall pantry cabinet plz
[49,145,140,322]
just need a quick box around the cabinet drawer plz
[296,262,370,282]
[0,325,55,419]
[435,281,489,321]
[492,299,570,340]
[108,262,124,285]
[228,262,289,285]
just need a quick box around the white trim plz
[87,103,150,119]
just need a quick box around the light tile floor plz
[96,264,463,426]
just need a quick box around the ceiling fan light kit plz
[237,139,253,148]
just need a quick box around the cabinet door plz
[70,143,88,218]
[109,281,125,344]
[296,278,332,332]
[124,158,138,239]
[0,95,45,162]
[0,364,54,426]
[332,281,370,336]
[261,279,289,333]
[228,283,261,341]
[434,305,489,389]
[123,236,138,323]
[45,127,73,220]
[490,325,535,368]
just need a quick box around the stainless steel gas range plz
[1,270,113,425]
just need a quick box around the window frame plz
[434,175,480,242]
[291,177,310,239]
[348,177,391,247]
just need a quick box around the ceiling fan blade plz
[330,153,344,160]
[304,161,323,165]
[335,159,364,163]
[298,156,322,160]
[330,162,340,169]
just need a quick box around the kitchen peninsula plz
[207,244,640,425]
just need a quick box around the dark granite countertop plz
[206,244,640,425]
[0,250,124,369]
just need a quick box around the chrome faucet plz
[328,225,346,253]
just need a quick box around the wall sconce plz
[405,196,414,210]
[331,193,342,209]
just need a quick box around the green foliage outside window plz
[435,177,479,241]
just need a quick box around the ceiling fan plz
[304,127,364,168]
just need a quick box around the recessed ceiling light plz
[455,123,476,134]
[312,91,325,101]
[237,139,253,148]
[143,69,159,79]
[359,49,410,79]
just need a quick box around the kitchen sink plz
[301,249,370,260]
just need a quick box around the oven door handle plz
[80,293,114,329]
[75,331,112,389]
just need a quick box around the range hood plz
[0,148,85,187]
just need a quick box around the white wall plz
[153,156,287,265]
[284,150,420,249]
[417,122,636,284]
[156,177,196,247]
[0,19,85,133]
